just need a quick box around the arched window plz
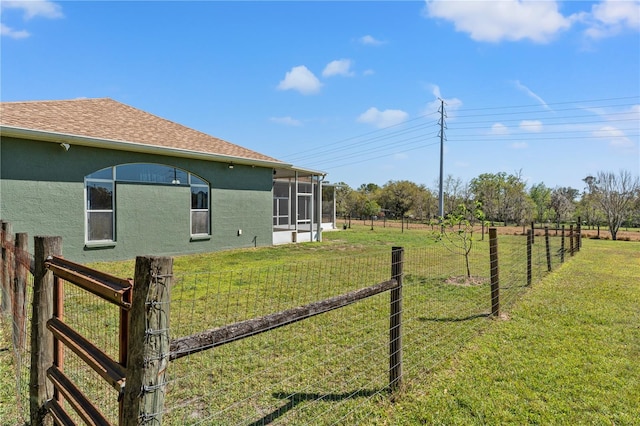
[85,164,210,243]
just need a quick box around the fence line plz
[1,222,579,425]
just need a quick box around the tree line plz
[334,169,640,241]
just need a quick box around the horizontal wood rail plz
[45,255,132,309]
[170,278,399,361]
[47,317,126,392]
[47,365,111,426]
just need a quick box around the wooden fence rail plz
[169,246,405,407]
[170,277,400,360]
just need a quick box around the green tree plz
[469,173,503,224]
[469,172,529,225]
[529,182,552,223]
[409,184,436,221]
[362,199,381,229]
[358,183,380,194]
[376,180,421,219]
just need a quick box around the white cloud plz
[1,0,62,39]
[1,23,29,39]
[490,123,509,135]
[513,80,551,110]
[423,84,462,116]
[359,35,385,46]
[322,59,355,78]
[357,107,409,129]
[593,125,634,148]
[363,69,375,76]
[277,65,322,95]
[1,0,63,19]
[519,120,543,132]
[269,116,302,127]
[585,0,640,38]
[511,142,529,150]
[424,0,573,43]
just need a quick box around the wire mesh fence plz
[1,271,34,425]
[1,228,576,425]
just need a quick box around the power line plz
[279,96,639,174]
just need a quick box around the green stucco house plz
[0,98,333,262]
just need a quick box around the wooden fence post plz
[121,256,172,426]
[526,229,532,286]
[577,217,582,250]
[1,221,12,314]
[544,227,552,273]
[489,228,500,317]
[561,225,565,263]
[30,236,62,426]
[13,233,29,350]
[389,247,403,392]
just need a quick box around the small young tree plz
[437,202,485,278]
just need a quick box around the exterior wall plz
[0,136,273,262]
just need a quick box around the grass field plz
[1,226,638,424]
[375,238,640,425]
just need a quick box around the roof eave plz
[1,125,289,169]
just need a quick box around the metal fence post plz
[30,236,62,426]
[569,225,575,257]
[544,227,552,272]
[390,246,403,392]
[121,256,173,426]
[489,228,500,317]
[561,225,565,263]
[527,229,532,286]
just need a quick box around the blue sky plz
[2,1,639,193]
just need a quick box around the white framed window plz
[85,167,115,243]
[190,174,210,236]
[84,164,210,243]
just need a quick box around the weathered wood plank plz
[170,278,399,361]
[121,256,172,426]
[30,236,61,426]
[12,233,28,350]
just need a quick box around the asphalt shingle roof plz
[0,98,283,164]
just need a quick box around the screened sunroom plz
[272,167,335,244]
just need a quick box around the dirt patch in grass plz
[444,275,488,286]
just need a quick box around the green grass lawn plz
[1,227,637,425]
[377,238,640,425]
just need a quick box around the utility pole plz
[438,99,446,219]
